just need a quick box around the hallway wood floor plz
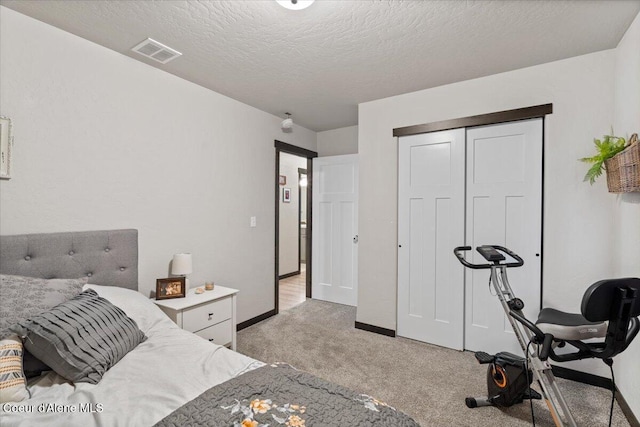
[279,263,306,311]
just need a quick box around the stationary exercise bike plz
[453,245,640,427]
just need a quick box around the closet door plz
[397,129,465,350]
[464,118,542,355]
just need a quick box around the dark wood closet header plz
[392,103,553,137]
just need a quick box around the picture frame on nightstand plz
[156,277,186,300]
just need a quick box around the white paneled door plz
[465,119,542,355]
[397,119,542,353]
[312,155,359,306]
[397,129,466,350]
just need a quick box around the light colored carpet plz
[237,299,630,427]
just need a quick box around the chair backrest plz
[581,277,640,359]
[581,277,640,321]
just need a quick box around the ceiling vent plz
[131,38,182,64]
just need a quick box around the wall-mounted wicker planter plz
[605,134,639,193]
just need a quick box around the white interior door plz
[397,129,465,350]
[464,118,542,354]
[312,154,358,306]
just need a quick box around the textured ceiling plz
[2,0,639,131]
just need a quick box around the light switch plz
[250,216,257,227]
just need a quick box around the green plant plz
[579,134,627,184]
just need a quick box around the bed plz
[0,229,419,427]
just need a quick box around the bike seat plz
[535,308,607,341]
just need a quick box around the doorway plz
[274,141,317,314]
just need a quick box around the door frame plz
[298,168,308,271]
[274,141,317,314]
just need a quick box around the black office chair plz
[531,277,640,363]
[509,277,639,426]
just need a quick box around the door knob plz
[353,235,358,244]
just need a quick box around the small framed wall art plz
[279,175,286,185]
[283,187,291,203]
[156,277,186,300]
[0,116,13,180]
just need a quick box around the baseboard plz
[278,271,300,280]
[237,309,276,331]
[616,388,640,427]
[551,365,611,389]
[552,365,639,427]
[354,321,396,337]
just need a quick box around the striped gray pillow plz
[10,289,146,384]
[0,335,30,403]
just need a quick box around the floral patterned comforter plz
[154,364,420,427]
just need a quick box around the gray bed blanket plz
[154,363,420,427]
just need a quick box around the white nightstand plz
[154,285,239,350]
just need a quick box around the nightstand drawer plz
[182,297,232,333]
[194,319,232,347]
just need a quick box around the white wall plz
[278,152,307,275]
[612,11,640,419]
[0,7,317,324]
[358,51,623,375]
[317,125,358,157]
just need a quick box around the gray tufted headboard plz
[0,229,138,290]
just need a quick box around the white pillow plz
[83,284,177,334]
[0,334,30,403]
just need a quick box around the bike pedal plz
[524,388,542,400]
[474,351,495,364]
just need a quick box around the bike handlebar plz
[453,245,525,269]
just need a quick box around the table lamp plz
[172,253,192,288]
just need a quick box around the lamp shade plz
[171,253,192,275]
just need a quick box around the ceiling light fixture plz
[276,0,315,11]
[281,112,294,131]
